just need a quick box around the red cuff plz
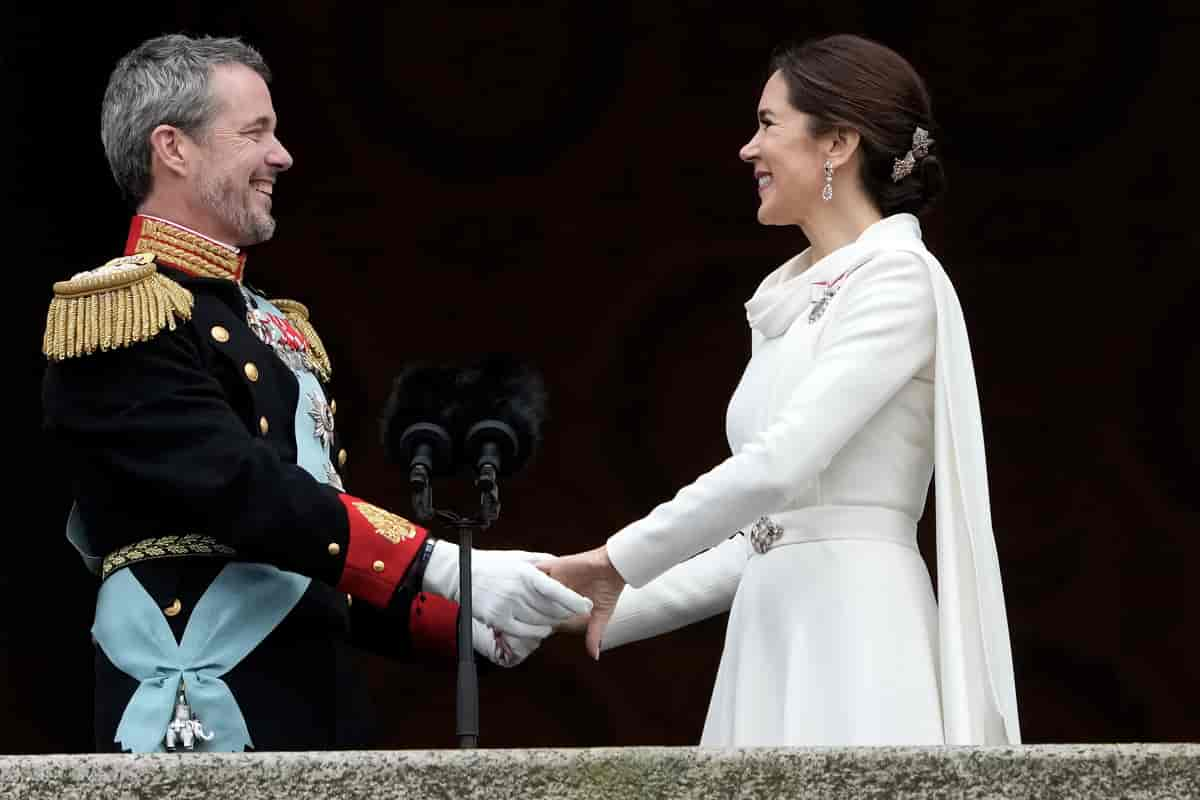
[335,495,428,608]
[410,592,459,660]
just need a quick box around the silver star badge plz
[307,391,336,451]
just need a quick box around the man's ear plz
[148,125,192,179]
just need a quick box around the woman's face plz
[739,70,829,226]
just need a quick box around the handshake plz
[423,540,625,668]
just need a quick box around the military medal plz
[809,284,834,323]
[164,680,215,752]
[808,270,851,324]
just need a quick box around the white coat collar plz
[745,214,924,338]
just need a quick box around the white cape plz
[905,233,1020,744]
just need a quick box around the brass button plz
[210,326,230,343]
[330,399,337,416]
[338,449,348,468]
[259,416,270,435]
[163,599,182,617]
[327,542,341,557]
[372,560,385,573]
[244,362,260,382]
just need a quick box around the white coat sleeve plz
[607,252,937,587]
[601,532,749,651]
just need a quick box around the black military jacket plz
[42,216,456,751]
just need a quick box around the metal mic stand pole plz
[422,462,499,749]
[455,518,478,749]
[452,463,500,749]
[411,464,479,748]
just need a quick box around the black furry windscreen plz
[380,355,549,467]
[454,354,548,454]
[380,362,462,460]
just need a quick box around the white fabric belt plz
[749,505,918,555]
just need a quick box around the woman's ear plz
[827,127,861,171]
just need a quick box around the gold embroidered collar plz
[125,215,247,283]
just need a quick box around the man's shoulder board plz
[43,252,195,361]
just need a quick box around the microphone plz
[452,355,547,506]
[380,355,547,519]
[379,354,548,750]
[380,363,458,522]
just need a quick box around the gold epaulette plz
[43,253,194,361]
[271,298,332,382]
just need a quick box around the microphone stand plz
[423,465,500,750]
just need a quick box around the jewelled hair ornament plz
[891,126,933,183]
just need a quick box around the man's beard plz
[197,164,276,246]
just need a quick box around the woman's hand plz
[554,613,590,636]
[537,546,625,659]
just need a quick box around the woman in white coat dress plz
[542,34,1020,747]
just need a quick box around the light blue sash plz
[93,563,310,753]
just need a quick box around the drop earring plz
[822,160,834,202]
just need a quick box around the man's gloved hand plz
[422,541,593,640]
[472,619,542,667]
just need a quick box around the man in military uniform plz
[41,33,590,753]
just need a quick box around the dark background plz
[5,2,1197,752]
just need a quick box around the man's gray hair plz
[101,34,271,204]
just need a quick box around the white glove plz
[422,541,593,640]
[472,620,542,668]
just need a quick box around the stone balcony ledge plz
[1,743,1197,799]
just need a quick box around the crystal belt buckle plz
[749,516,783,554]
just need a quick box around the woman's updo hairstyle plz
[771,34,945,215]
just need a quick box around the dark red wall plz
[7,2,1197,751]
